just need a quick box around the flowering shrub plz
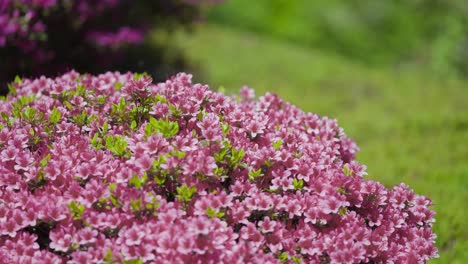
[0,72,438,263]
[0,0,221,94]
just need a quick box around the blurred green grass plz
[163,24,468,263]
[207,0,468,78]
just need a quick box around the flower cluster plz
[0,72,438,263]
[0,1,222,94]
[0,0,141,49]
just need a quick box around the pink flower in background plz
[0,0,224,91]
[87,27,144,47]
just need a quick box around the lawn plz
[163,24,468,263]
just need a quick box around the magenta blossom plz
[0,71,438,263]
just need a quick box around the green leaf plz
[149,116,158,127]
[90,133,103,149]
[206,206,216,218]
[39,154,51,168]
[338,207,348,216]
[129,173,147,189]
[278,252,288,262]
[14,75,22,85]
[133,72,148,80]
[105,135,128,157]
[97,96,106,105]
[214,147,228,162]
[231,147,245,165]
[221,123,230,136]
[7,83,17,95]
[103,249,115,264]
[293,179,304,190]
[130,199,142,212]
[72,109,88,126]
[1,112,9,122]
[146,117,179,138]
[144,123,152,136]
[272,139,283,150]
[170,150,186,159]
[292,256,302,264]
[114,82,123,90]
[145,196,160,211]
[205,206,225,218]
[343,164,352,176]
[100,122,109,134]
[337,187,347,195]
[64,101,73,110]
[6,76,22,95]
[49,107,61,124]
[67,201,85,220]
[130,120,137,130]
[264,159,273,168]
[152,155,166,169]
[168,103,182,117]
[154,174,166,186]
[109,195,120,207]
[154,94,167,103]
[37,112,44,121]
[23,106,37,122]
[123,259,143,264]
[176,184,197,202]
[76,84,86,95]
[248,168,263,181]
[109,183,117,191]
[213,167,226,177]
[117,98,127,112]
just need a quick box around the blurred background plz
[0,0,209,93]
[1,0,467,263]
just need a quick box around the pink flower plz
[50,232,73,252]
[1,146,19,161]
[87,27,144,47]
[258,216,276,233]
[123,225,146,246]
[156,231,179,255]
[190,217,211,235]
[135,155,153,172]
[122,76,152,97]
[198,113,222,142]
[0,72,437,263]
[177,235,194,254]
[77,227,98,245]
[239,86,255,100]
[2,218,19,237]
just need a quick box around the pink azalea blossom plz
[0,72,437,263]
